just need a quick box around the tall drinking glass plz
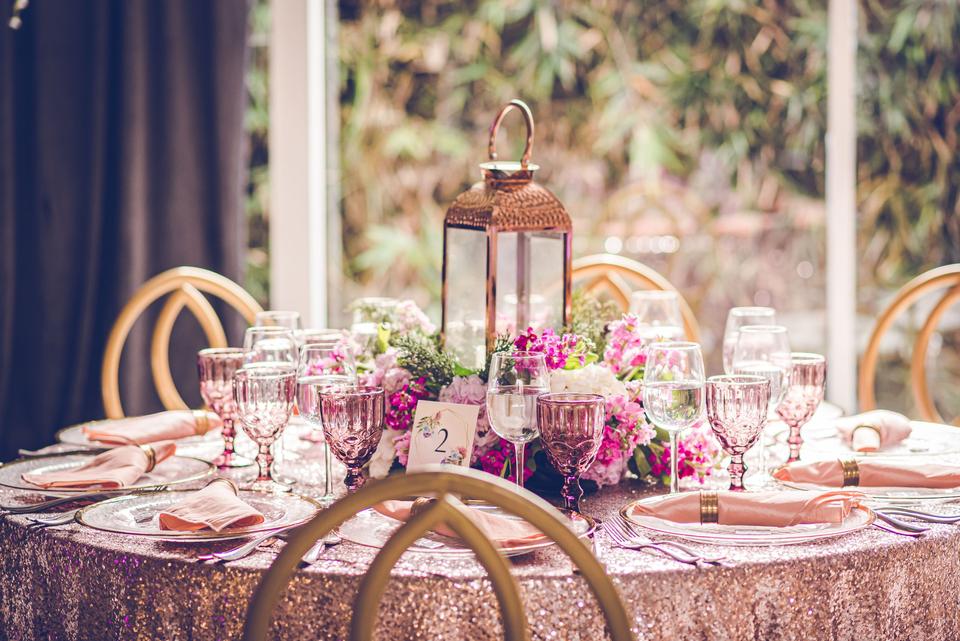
[254,310,302,332]
[722,307,777,373]
[777,353,827,463]
[197,348,253,468]
[297,343,358,500]
[642,342,705,494]
[705,375,771,491]
[731,324,792,482]
[485,352,550,488]
[536,393,605,511]
[243,326,299,368]
[233,366,297,493]
[629,290,685,341]
[318,385,385,493]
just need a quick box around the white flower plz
[549,364,628,399]
[368,428,402,479]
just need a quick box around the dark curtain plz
[0,1,252,459]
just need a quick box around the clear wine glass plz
[776,353,827,463]
[197,348,253,468]
[485,351,550,488]
[297,343,358,500]
[731,324,792,483]
[722,307,776,373]
[318,385,385,493]
[705,375,771,491]
[299,328,346,346]
[243,326,299,368]
[642,341,705,494]
[628,290,685,341]
[233,366,297,493]
[536,393,605,511]
[254,310,302,332]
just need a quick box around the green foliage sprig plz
[394,334,455,394]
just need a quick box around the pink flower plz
[479,439,533,483]
[582,394,655,488]
[514,327,589,371]
[385,377,429,431]
[603,314,650,379]
[393,431,411,467]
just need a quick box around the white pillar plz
[826,0,858,412]
[268,0,329,327]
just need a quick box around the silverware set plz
[603,516,731,567]
[195,526,341,564]
[0,486,168,516]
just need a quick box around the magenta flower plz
[513,327,589,371]
[385,377,429,431]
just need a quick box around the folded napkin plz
[374,499,547,548]
[158,479,264,532]
[82,410,220,446]
[774,459,960,489]
[21,442,177,489]
[835,410,911,452]
[628,490,863,527]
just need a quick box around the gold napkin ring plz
[410,497,436,518]
[139,444,157,473]
[206,477,240,495]
[699,491,719,524]
[839,458,860,486]
[192,409,210,435]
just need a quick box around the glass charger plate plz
[773,466,960,504]
[339,505,596,558]
[76,490,322,542]
[0,454,214,495]
[619,496,874,546]
[56,422,223,460]
[801,420,960,458]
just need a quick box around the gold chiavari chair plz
[859,264,960,425]
[242,466,634,641]
[101,266,263,418]
[572,253,700,341]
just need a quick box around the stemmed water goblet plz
[777,353,827,463]
[731,324,791,484]
[642,342,705,494]
[486,352,550,489]
[705,375,772,491]
[233,366,297,493]
[197,347,253,468]
[297,343,358,500]
[722,307,776,373]
[629,290,685,341]
[318,385,385,494]
[536,393,605,511]
[243,326,299,368]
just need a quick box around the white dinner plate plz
[0,453,214,495]
[56,421,224,460]
[620,495,875,546]
[801,420,960,458]
[338,505,596,558]
[76,490,322,542]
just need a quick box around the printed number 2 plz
[433,428,449,454]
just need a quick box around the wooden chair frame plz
[101,266,263,418]
[242,466,634,641]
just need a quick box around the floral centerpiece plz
[350,294,720,489]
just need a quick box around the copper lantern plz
[441,99,573,370]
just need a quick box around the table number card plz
[406,401,480,472]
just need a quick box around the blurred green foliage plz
[244,0,271,307]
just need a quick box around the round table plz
[2,436,959,641]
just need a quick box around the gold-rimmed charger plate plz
[619,496,875,546]
[338,505,596,558]
[772,461,960,504]
[76,490,323,542]
[56,421,224,460]
[0,453,214,495]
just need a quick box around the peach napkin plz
[82,410,220,446]
[835,410,911,452]
[374,499,547,548]
[628,490,863,527]
[21,442,177,489]
[774,459,960,488]
[158,480,264,532]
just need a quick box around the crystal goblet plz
[537,393,605,511]
[197,347,253,468]
[319,385,385,494]
[705,375,771,491]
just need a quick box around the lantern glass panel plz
[494,230,566,338]
[444,226,488,369]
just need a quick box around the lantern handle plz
[488,99,534,168]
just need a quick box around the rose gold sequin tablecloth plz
[2,448,960,640]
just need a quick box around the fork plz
[197,523,306,563]
[26,510,81,529]
[604,518,710,566]
[875,507,960,524]
[615,516,729,564]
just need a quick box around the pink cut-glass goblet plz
[233,366,297,493]
[536,393,606,512]
[705,375,771,491]
[319,386,385,494]
[777,352,827,463]
[197,348,253,469]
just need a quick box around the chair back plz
[242,466,634,641]
[859,264,960,424]
[572,253,700,341]
[101,266,263,418]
